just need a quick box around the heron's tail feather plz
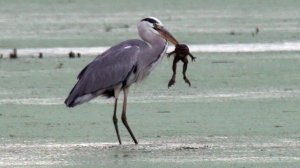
[64,81,81,107]
[65,93,76,107]
[64,81,103,107]
[65,93,94,107]
[65,81,115,107]
[64,96,75,107]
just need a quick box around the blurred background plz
[1,0,300,48]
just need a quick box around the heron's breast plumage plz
[135,41,168,83]
[148,41,168,71]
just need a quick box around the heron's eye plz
[153,24,160,30]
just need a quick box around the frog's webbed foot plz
[183,76,191,87]
[168,77,176,88]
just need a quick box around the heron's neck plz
[136,35,168,82]
[144,36,168,70]
[147,36,167,55]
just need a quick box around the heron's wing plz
[74,45,140,96]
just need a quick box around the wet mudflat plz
[1,52,300,167]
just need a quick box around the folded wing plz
[65,43,141,107]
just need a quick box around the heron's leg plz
[168,57,179,88]
[121,87,138,144]
[113,98,122,144]
[182,57,191,87]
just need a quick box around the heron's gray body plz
[64,17,177,144]
[65,38,167,107]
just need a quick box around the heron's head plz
[138,17,178,45]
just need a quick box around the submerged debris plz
[56,62,63,69]
[104,24,113,32]
[252,26,260,37]
[9,48,18,59]
[68,51,75,58]
[229,31,236,35]
[38,52,43,59]
[255,27,260,34]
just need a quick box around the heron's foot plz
[183,76,191,87]
[168,78,176,88]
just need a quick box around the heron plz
[64,17,178,144]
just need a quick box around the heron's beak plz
[154,25,178,45]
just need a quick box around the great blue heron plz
[64,17,178,144]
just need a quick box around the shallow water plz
[1,53,300,167]
[1,0,300,48]
[2,42,300,58]
[1,135,299,167]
